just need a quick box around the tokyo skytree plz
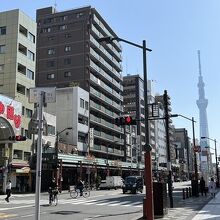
[196,50,210,181]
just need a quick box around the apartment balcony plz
[90,61,122,93]
[93,129,115,142]
[90,36,122,81]
[90,114,123,134]
[90,74,123,102]
[93,16,122,52]
[90,144,124,157]
[90,100,115,118]
[90,39,122,72]
[90,87,123,113]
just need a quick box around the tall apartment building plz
[123,75,156,163]
[0,9,36,191]
[173,128,190,179]
[36,7,124,161]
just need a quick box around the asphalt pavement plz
[0,188,144,220]
[0,181,212,220]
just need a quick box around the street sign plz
[89,128,94,149]
[29,87,56,103]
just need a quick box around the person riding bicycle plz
[48,178,58,202]
[76,177,84,196]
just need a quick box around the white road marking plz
[0,205,33,211]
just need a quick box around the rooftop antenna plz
[54,0,57,10]
[197,50,202,76]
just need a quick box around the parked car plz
[122,176,143,194]
[99,180,107,189]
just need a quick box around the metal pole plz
[107,144,109,177]
[192,117,199,196]
[55,132,59,183]
[164,90,173,208]
[214,139,219,187]
[35,91,44,220]
[143,40,154,220]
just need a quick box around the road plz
[0,181,191,220]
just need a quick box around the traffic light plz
[9,135,27,141]
[114,116,136,126]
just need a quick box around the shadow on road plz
[51,210,80,215]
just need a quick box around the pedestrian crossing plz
[0,198,142,209]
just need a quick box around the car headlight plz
[133,183,137,187]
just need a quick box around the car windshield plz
[125,177,136,184]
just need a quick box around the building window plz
[59,25,67,30]
[18,43,27,55]
[19,25,27,37]
[44,18,54,24]
[65,33,71,38]
[26,108,33,118]
[27,69,34,80]
[80,98,84,108]
[26,88,30,98]
[22,106,25,115]
[61,15,68,21]
[43,27,51,33]
[47,60,55,67]
[76,12,84,18]
[0,45,6,54]
[48,36,55,41]
[64,71,71,77]
[47,73,55,79]
[17,63,26,75]
[27,50,35,61]
[47,125,55,135]
[21,127,24,135]
[28,32,35,43]
[17,83,26,95]
[48,48,55,55]
[13,150,22,159]
[24,152,31,161]
[0,26,6,35]
[64,46,71,52]
[25,129,32,139]
[0,64,4,72]
[85,101,89,110]
[64,58,71,65]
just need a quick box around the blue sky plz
[1,0,220,154]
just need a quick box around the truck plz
[106,176,123,190]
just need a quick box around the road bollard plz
[186,187,189,198]
[182,188,185,200]
[189,187,192,197]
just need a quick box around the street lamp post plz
[172,114,199,196]
[201,137,219,187]
[98,36,153,220]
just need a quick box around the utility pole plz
[163,90,173,208]
[35,91,45,220]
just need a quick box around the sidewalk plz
[192,191,220,220]
[135,192,213,220]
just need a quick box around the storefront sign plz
[0,95,22,132]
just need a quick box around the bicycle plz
[70,187,90,199]
[48,187,58,206]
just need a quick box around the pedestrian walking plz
[208,177,216,198]
[200,177,206,196]
[5,180,12,202]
